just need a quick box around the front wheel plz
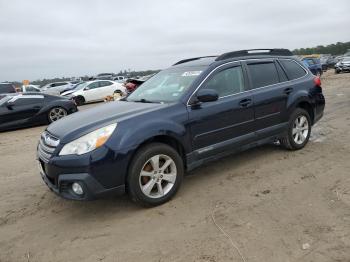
[280,108,311,150]
[74,96,85,106]
[127,143,184,206]
[48,107,67,123]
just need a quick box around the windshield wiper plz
[132,98,157,103]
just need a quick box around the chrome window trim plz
[8,94,44,103]
[186,58,309,106]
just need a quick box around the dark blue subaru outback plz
[37,49,325,206]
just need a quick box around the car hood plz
[61,89,76,96]
[47,101,168,143]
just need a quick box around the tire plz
[74,96,85,106]
[127,143,184,207]
[280,108,311,150]
[335,69,340,74]
[48,107,67,123]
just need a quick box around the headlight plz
[59,123,117,156]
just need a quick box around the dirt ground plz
[0,71,349,262]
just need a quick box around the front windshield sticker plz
[182,71,202,77]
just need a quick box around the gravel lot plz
[0,71,349,262]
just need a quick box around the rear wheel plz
[127,143,184,206]
[280,108,311,150]
[48,107,67,123]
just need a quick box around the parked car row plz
[93,73,126,82]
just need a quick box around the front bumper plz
[335,65,350,71]
[37,142,132,200]
[39,163,125,200]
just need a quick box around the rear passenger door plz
[99,81,115,98]
[245,59,291,139]
[188,62,255,160]
[4,95,44,123]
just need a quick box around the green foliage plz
[293,42,350,56]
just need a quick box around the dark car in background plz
[95,73,115,80]
[37,49,325,206]
[0,82,16,94]
[302,57,323,76]
[0,93,77,131]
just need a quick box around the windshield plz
[73,82,87,90]
[343,57,350,62]
[0,95,12,105]
[127,67,205,103]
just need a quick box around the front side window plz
[127,66,205,103]
[248,62,279,89]
[202,66,245,97]
[87,82,99,89]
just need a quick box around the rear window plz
[280,59,307,80]
[247,62,279,89]
[0,83,15,93]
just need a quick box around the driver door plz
[83,82,100,102]
[187,63,256,160]
[1,95,44,124]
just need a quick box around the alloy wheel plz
[139,154,177,199]
[292,115,309,144]
[49,107,67,122]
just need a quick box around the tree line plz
[293,41,350,56]
[11,41,350,86]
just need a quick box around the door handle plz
[239,98,252,108]
[284,87,293,95]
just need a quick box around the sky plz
[0,0,349,82]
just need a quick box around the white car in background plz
[41,81,74,96]
[68,80,126,105]
[112,75,126,83]
[22,84,41,93]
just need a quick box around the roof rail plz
[173,56,217,66]
[215,49,293,61]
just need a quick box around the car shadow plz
[48,143,285,221]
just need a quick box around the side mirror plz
[196,89,219,103]
[6,101,14,109]
[84,87,90,91]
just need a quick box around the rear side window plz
[99,81,113,87]
[280,59,307,80]
[247,62,279,89]
[0,83,15,93]
[203,66,245,97]
[275,62,288,82]
[55,82,67,87]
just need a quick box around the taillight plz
[314,76,321,87]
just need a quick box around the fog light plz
[72,182,84,195]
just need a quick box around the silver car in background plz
[41,81,74,96]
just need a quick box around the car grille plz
[38,131,60,163]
